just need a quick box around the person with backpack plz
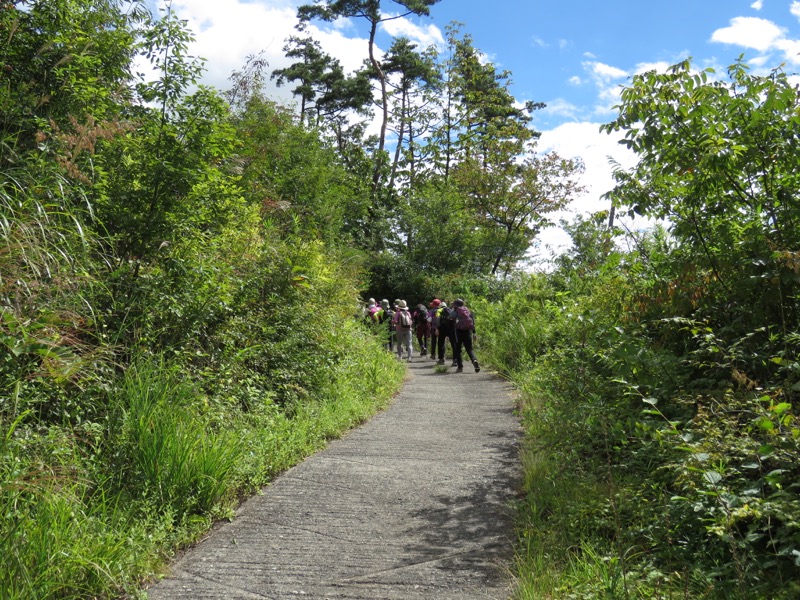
[365,298,380,324]
[435,301,456,366]
[413,303,430,357]
[376,299,395,351]
[428,299,441,361]
[452,298,480,373]
[392,300,414,360]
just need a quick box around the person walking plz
[377,299,394,352]
[452,298,480,373]
[393,300,414,360]
[435,302,456,366]
[365,298,380,324]
[413,303,430,357]
[428,299,441,361]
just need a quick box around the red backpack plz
[454,306,474,331]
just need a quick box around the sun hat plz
[397,300,408,309]
[380,299,389,308]
[430,298,441,307]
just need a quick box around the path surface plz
[146,355,522,599]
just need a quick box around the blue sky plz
[157,0,800,255]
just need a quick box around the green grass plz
[0,330,404,599]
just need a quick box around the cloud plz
[710,15,800,64]
[540,98,581,119]
[381,16,444,48]
[580,61,629,115]
[146,0,382,107]
[531,36,549,48]
[588,61,629,80]
[531,122,639,256]
[633,60,674,75]
[165,0,300,94]
[711,16,785,51]
[752,0,764,9]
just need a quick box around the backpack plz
[437,307,454,329]
[366,305,380,323]
[454,306,474,331]
[398,309,412,330]
[415,310,429,326]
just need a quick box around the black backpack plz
[438,307,455,328]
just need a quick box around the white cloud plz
[752,0,764,10]
[531,122,639,257]
[589,61,629,80]
[633,60,673,75]
[710,14,800,65]
[531,36,549,48]
[711,16,785,51]
[540,98,581,119]
[166,0,301,96]
[381,16,444,48]
[580,61,628,116]
[150,0,379,106]
[568,75,583,85]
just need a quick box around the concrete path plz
[146,355,522,599]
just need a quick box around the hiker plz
[392,299,402,349]
[452,298,480,373]
[428,299,441,361]
[365,298,380,324]
[377,299,395,351]
[393,300,414,360]
[435,301,456,366]
[413,303,430,357]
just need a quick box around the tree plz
[383,36,439,191]
[0,0,147,167]
[602,58,800,332]
[271,33,372,129]
[454,143,585,274]
[297,0,441,196]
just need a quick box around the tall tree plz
[297,0,440,197]
[383,36,439,191]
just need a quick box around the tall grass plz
[111,359,242,516]
[0,413,170,599]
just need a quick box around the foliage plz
[0,2,406,598]
[477,56,800,600]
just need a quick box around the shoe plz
[420,348,427,356]
[437,359,445,365]
[456,366,463,372]
[451,360,458,367]
[473,360,480,373]
[431,355,437,361]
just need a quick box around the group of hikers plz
[363,297,480,373]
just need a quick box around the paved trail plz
[146,356,522,599]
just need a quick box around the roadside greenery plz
[476,59,800,599]
[1,2,407,598]
[3,0,798,598]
